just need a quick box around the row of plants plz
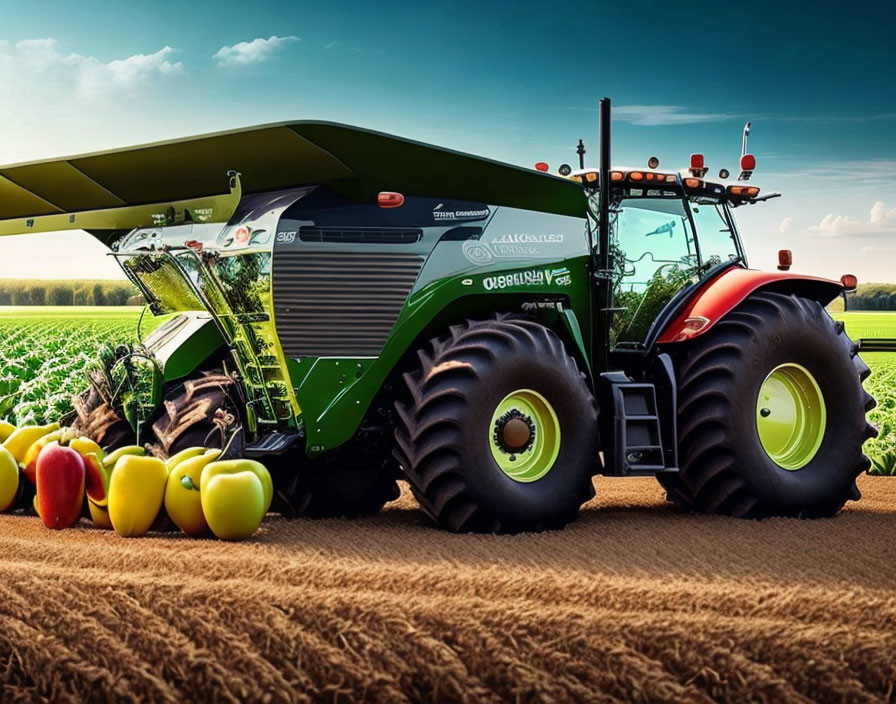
[0,314,139,425]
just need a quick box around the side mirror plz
[777,249,792,271]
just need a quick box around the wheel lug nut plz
[760,408,771,417]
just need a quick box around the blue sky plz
[1,0,894,281]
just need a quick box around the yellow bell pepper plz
[2,422,61,465]
[107,455,168,537]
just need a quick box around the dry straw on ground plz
[2,475,896,703]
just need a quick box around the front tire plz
[666,292,876,518]
[394,315,599,533]
[72,372,136,451]
[150,370,244,460]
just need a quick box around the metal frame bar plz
[0,172,242,237]
[595,97,612,374]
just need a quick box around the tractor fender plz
[656,268,843,344]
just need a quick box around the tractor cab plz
[566,138,777,354]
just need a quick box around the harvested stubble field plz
[2,475,896,703]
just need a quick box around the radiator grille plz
[299,226,422,244]
[272,251,425,357]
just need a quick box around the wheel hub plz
[756,363,826,471]
[494,410,536,453]
[489,389,561,483]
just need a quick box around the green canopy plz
[0,121,587,240]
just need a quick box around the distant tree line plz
[0,279,143,306]
[845,283,896,311]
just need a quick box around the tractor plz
[0,98,876,532]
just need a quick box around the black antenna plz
[577,139,586,169]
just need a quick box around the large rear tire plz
[394,315,599,533]
[665,292,876,518]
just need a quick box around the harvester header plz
[0,121,586,243]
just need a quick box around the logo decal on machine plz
[462,240,496,265]
[490,234,565,244]
[545,266,571,286]
[461,233,566,264]
[482,267,572,291]
[433,203,491,222]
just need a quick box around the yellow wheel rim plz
[489,389,561,482]
[756,363,826,471]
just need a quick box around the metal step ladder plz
[608,380,666,475]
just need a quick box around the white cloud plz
[808,201,896,238]
[0,38,182,98]
[213,35,298,68]
[763,160,896,186]
[603,105,738,126]
[778,217,793,233]
[775,113,896,124]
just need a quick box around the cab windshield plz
[609,196,743,347]
[688,199,743,270]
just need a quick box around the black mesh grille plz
[299,227,422,244]
[272,251,425,357]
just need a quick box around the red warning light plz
[777,249,793,271]
[741,154,756,171]
[377,192,405,208]
[690,153,704,169]
[534,162,550,172]
[841,274,858,290]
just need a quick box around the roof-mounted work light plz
[689,154,708,178]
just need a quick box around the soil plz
[2,475,896,703]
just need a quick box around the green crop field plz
[833,311,896,475]
[833,310,896,339]
[0,307,146,426]
[1,306,895,473]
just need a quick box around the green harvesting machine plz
[0,99,876,532]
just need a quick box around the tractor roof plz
[0,121,587,239]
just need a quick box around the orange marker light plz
[610,171,624,181]
[378,192,405,208]
[685,178,701,188]
[585,172,598,183]
[730,186,744,195]
[629,171,644,181]
[841,274,858,290]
